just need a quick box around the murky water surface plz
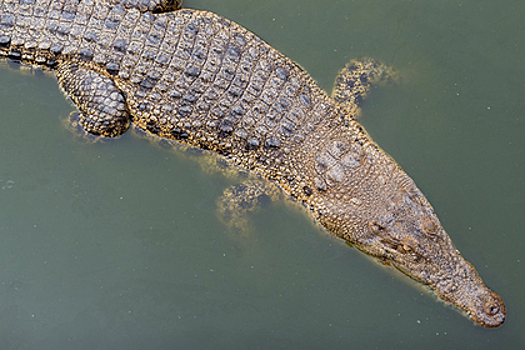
[0,0,523,348]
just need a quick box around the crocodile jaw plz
[387,231,507,328]
[452,279,506,328]
[424,255,506,328]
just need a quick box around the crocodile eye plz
[421,217,438,235]
[370,221,386,233]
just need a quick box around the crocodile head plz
[359,175,505,328]
[322,159,506,328]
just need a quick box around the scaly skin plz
[0,0,505,327]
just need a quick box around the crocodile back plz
[0,0,401,223]
[0,1,365,198]
[117,9,373,200]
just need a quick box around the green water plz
[0,0,523,348]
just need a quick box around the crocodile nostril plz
[481,293,503,316]
[486,304,500,316]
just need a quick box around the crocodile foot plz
[332,57,399,120]
[216,179,282,237]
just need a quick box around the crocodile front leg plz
[332,58,399,120]
[216,179,282,236]
[55,61,130,138]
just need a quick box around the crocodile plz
[0,0,506,328]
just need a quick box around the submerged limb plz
[216,179,282,237]
[332,58,399,120]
